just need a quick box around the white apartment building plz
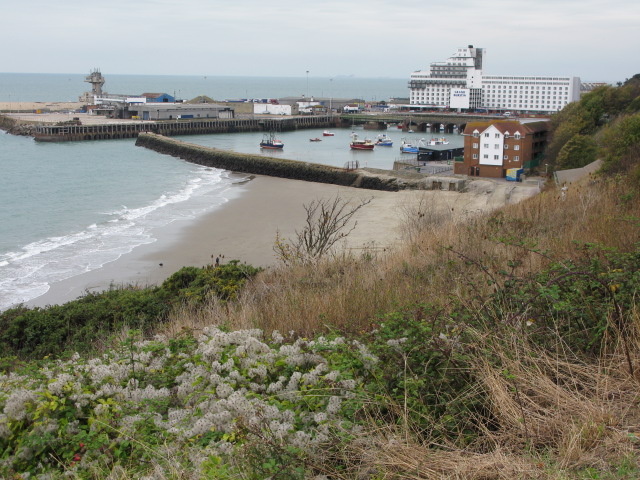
[408,46,581,114]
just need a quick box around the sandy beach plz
[25,173,541,309]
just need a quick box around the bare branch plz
[273,195,373,265]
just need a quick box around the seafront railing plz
[31,115,336,142]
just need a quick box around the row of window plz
[485,102,561,107]
[487,95,567,100]
[474,143,521,150]
[485,86,569,91]
[474,132,522,139]
[472,153,521,161]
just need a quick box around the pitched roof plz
[463,120,549,136]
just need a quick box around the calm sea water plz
[182,127,463,170]
[0,73,439,311]
[0,72,408,103]
[0,133,244,311]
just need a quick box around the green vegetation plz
[546,75,640,174]
[0,77,639,479]
[0,260,260,360]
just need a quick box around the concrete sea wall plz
[135,133,405,191]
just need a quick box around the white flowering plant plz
[0,327,376,478]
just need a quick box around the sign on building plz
[449,89,470,109]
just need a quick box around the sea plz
[0,72,446,312]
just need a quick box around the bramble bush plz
[477,242,640,357]
[0,261,261,361]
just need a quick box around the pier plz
[30,115,336,142]
[339,112,501,134]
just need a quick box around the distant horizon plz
[0,71,407,80]
[0,70,621,85]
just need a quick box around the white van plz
[503,111,512,117]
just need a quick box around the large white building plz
[408,45,581,114]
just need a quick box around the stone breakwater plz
[135,133,452,192]
[0,115,36,136]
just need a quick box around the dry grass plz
[151,174,640,478]
[163,174,638,340]
[327,316,640,480]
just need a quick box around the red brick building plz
[454,120,549,178]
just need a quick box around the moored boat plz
[260,132,284,149]
[323,130,335,136]
[399,137,424,153]
[375,134,393,146]
[350,133,375,150]
[427,137,449,145]
[309,137,322,142]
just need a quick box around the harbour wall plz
[5,115,337,142]
[135,133,409,192]
[1,113,376,141]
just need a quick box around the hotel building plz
[408,46,581,114]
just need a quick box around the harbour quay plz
[6,113,336,142]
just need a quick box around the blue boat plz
[399,138,423,153]
[375,134,393,146]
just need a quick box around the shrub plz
[0,262,261,361]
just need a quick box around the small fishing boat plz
[309,137,322,142]
[260,132,284,149]
[323,130,335,136]
[350,133,375,150]
[375,134,393,146]
[399,138,424,153]
[427,137,449,145]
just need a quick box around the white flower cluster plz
[2,389,38,422]
[0,327,372,477]
[353,340,379,370]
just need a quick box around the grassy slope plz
[2,83,640,478]
[1,174,639,480]
[156,172,639,479]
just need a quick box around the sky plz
[1,0,638,83]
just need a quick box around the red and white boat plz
[259,132,284,149]
[322,130,335,136]
[349,133,375,150]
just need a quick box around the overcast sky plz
[1,0,638,83]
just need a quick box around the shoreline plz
[25,175,411,308]
[24,174,542,310]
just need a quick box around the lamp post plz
[306,70,309,100]
[329,78,333,113]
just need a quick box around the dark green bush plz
[0,261,261,361]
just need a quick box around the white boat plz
[375,134,393,146]
[427,137,449,146]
